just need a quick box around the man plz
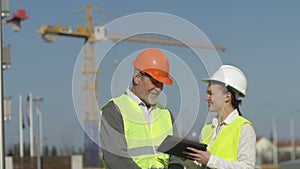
[185,65,256,169]
[99,48,184,169]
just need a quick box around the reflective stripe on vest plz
[128,146,165,157]
[110,94,173,169]
[201,116,252,161]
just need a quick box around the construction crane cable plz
[54,10,80,26]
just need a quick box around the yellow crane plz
[36,4,226,168]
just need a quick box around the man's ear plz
[133,72,141,84]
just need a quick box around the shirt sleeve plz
[206,124,256,169]
[100,101,141,169]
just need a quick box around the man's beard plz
[147,89,160,105]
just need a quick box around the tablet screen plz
[157,135,207,159]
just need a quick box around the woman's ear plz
[225,92,232,102]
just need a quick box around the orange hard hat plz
[132,48,173,85]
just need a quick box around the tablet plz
[157,135,207,159]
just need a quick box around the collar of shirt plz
[211,109,239,127]
[126,87,154,129]
[125,87,155,110]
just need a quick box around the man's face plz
[135,72,163,105]
[205,83,226,113]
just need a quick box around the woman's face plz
[205,83,226,113]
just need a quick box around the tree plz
[44,145,49,156]
[51,146,57,156]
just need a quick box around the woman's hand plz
[184,147,211,165]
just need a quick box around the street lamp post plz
[290,115,295,161]
[272,116,278,164]
[0,1,5,168]
[33,97,43,169]
[290,109,300,161]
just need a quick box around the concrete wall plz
[5,156,13,169]
[6,155,84,169]
[71,155,83,169]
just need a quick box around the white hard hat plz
[202,65,247,97]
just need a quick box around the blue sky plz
[3,0,300,151]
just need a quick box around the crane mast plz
[37,5,101,168]
[82,5,98,123]
[81,5,101,168]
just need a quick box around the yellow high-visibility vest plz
[102,94,173,169]
[201,116,252,161]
